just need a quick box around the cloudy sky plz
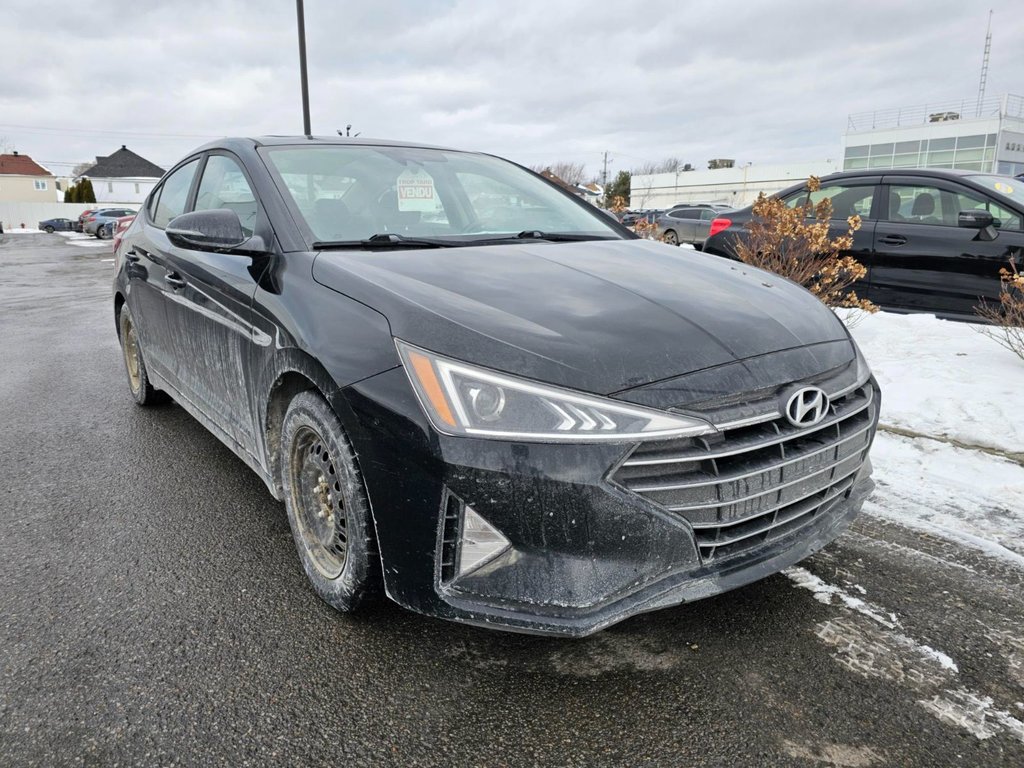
[2,0,1022,181]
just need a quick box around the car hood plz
[311,239,852,395]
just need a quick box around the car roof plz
[820,168,980,181]
[191,135,458,154]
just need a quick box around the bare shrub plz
[733,177,876,311]
[976,259,1024,360]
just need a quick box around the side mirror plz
[958,210,995,229]
[166,209,247,251]
[958,210,998,241]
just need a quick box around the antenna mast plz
[976,9,993,117]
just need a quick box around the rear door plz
[784,178,878,294]
[160,151,266,453]
[870,177,1023,317]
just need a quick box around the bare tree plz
[631,156,685,176]
[71,161,94,178]
[0,136,13,153]
[528,161,586,186]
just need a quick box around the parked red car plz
[111,215,135,256]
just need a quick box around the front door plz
[870,178,1024,317]
[161,152,265,455]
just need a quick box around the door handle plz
[165,273,186,290]
[878,234,908,246]
[124,250,141,263]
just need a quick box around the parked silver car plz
[655,206,726,247]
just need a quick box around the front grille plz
[612,383,878,562]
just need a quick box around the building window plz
[34,180,48,191]
[134,183,140,194]
[108,182,114,193]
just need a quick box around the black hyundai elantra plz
[113,137,880,636]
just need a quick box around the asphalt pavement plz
[1,232,1022,767]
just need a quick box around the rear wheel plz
[281,391,379,612]
[663,229,679,246]
[118,305,168,406]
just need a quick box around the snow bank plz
[848,311,1022,454]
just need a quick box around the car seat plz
[888,190,905,221]
[909,193,939,224]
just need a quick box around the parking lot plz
[1,232,1023,767]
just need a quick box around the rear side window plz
[152,159,199,229]
[808,184,875,219]
[784,184,875,219]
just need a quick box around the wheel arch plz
[259,349,366,497]
[113,291,126,337]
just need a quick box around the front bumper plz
[342,367,878,637]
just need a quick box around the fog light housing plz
[458,505,511,577]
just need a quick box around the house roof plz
[0,152,52,177]
[539,169,583,195]
[80,145,165,179]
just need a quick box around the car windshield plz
[263,144,622,246]
[966,174,1024,207]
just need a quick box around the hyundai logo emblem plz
[784,386,830,428]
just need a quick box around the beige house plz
[0,152,57,202]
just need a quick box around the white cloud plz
[1,0,1021,180]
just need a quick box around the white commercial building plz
[629,94,1024,211]
[630,161,841,210]
[842,94,1024,176]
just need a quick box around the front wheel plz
[44,225,54,233]
[281,391,379,612]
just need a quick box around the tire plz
[118,305,169,406]
[281,391,380,612]
[44,225,54,233]
[663,230,679,246]
[97,227,109,240]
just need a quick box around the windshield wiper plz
[514,230,617,242]
[313,233,461,250]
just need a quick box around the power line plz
[0,123,221,140]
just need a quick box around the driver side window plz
[193,155,258,237]
[953,190,1022,231]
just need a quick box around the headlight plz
[396,340,713,442]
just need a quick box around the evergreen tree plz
[604,170,631,207]
[79,178,96,204]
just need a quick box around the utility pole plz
[601,151,609,189]
[296,0,312,136]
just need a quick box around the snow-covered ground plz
[2,227,46,234]
[56,231,109,248]
[846,311,1024,563]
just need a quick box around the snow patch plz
[785,567,899,629]
[918,688,1024,742]
[865,433,1024,565]
[847,310,1023,454]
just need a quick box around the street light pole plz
[296,0,312,137]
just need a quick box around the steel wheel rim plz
[289,426,348,579]
[122,315,142,393]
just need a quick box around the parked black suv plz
[113,137,878,636]
[703,169,1024,321]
